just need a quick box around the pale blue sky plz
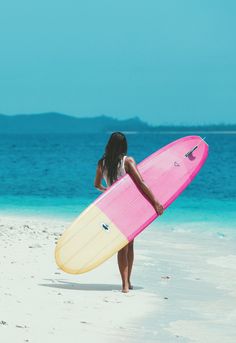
[0,0,235,124]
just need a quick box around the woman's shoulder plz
[124,156,135,164]
[124,156,136,172]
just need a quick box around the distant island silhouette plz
[0,112,235,134]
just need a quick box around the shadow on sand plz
[39,279,143,291]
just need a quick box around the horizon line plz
[0,112,235,127]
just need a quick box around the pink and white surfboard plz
[55,136,208,274]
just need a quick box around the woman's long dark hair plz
[98,132,127,185]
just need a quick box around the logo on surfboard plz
[101,223,110,232]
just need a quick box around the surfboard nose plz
[55,204,128,274]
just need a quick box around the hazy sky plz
[0,1,235,124]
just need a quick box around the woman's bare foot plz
[128,281,133,290]
[122,288,129,293]
[122,283,129,293]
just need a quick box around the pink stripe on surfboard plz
[95,136,208,241]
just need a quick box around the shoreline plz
[1,214,236,342]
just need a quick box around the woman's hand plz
[154,201,164,215]
[94,163,107,192]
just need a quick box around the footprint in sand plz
[16,324,28,329]
[64,300,74,304]
[80,321,91,325]
[161,276,171,280]
[103,297,121,303]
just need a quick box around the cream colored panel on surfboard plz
[55,204,128,274]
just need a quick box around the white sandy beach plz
[1,214,236,343]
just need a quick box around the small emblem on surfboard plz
[102,223,110,232]
[174,161,180,167]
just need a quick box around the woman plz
[94,132,163,293]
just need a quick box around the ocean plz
[0,132,235,226]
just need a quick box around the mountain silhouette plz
[0,113,153,134]
[0,112,235,133]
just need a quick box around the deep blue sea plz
[0,133,235,226]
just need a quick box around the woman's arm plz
[94,162,107,192]
[125,157,164,215]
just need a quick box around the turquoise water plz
[0,133,235,226]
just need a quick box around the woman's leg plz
[128,240,134,289]
[117,245,129,293]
